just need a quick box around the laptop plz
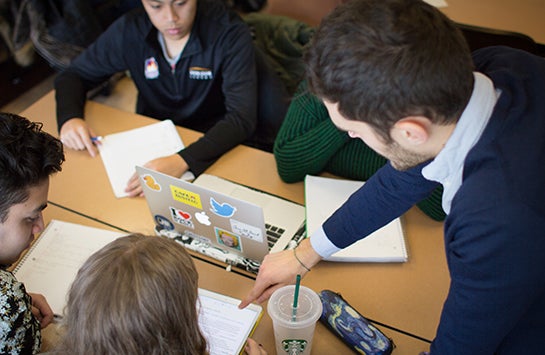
[136,166,306,273]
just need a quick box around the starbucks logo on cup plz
[282,339,307,354]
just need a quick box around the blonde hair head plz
[58,234,208,355]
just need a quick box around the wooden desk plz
[23,91,200,235]
[23,91,305,235]
[442,0,545,44]
[266,0,545,44]
[37,204,126,352]
[22,92,448,353]
[39,205,431,354]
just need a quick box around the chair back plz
[457,23,543,56]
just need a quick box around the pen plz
[91,136,103,142]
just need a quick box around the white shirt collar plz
[422,72,500,214]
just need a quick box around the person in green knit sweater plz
[274,80,446,221]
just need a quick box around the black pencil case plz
[318,289,394,354]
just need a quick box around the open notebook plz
[13,220,125,315]
[13,220,262,355]
[305,175,408,262]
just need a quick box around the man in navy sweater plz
[240,0,545,353]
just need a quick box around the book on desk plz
[305,175,408,262]
[13,219,262,355]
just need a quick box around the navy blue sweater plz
[322,47,545,354]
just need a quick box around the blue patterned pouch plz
[318,290,394,354]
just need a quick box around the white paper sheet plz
[424,0,448,8]
[98,120,193,198]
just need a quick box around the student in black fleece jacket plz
[55,0,287,196]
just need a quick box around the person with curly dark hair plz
[0,112,64,354]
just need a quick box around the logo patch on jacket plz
[189,67,213,80]
[144,57,159,79]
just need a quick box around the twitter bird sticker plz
[209,197,237,218]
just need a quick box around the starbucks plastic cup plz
[267,285,323,355]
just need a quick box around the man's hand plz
[239,238,322,309]
[28,293,54,328]
[59,118,99,157]
[125,154,189,197]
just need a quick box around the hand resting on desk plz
[125,154,190,197]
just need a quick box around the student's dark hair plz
[305,0,474,142]
[58,234,209,355]
[0,113,64,222]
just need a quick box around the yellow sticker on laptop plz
[170,185,202,209]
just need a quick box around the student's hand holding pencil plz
[59,118,100,157]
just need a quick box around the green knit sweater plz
[274,80,446,221]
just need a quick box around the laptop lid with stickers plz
[137,166,287,263]
[191,173,306,254]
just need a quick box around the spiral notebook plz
[305,175,408,262]
[12,220,125,315]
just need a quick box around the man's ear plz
[391,116,431,146]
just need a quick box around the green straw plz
[292,274,301,322]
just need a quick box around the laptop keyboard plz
[266,222,308,251]
[265,223,285,249]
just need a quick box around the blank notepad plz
[98,120,193,198]
[305,175,408,262]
